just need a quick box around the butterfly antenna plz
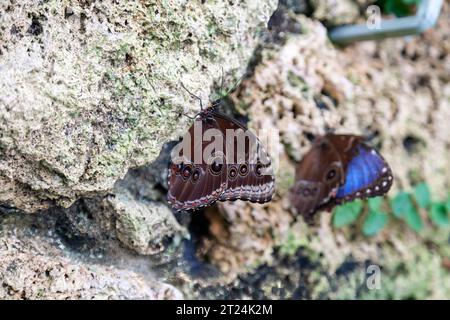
[223,72,248,98]
[182,113,197,120]
[220,66,225,94]
[180,82,204,111]
[211,71,248,109]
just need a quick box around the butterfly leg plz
[180,82,204,110]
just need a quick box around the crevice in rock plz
[27,14,44,36]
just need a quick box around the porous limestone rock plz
[53,143,186,256]
[310,0,361,25]
[93,190,185,255]
[0,250,182,300]
[0,212,183,300]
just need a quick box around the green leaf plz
[391,192,413,218]
[383,0,419,17]
[368,197,383,212]
[333,200,363,228]
[362,210,388,237]
[413,183,431,209]
[403,0,421,4]
[405,206,423,232]
[446,197,450,213]
[429,202,449,227]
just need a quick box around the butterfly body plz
[168,107,275,211]
[290,134,393,217]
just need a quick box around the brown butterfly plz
[167,106,275,212]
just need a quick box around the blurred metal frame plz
[328,0,443,44]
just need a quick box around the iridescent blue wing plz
[334,144,393,204]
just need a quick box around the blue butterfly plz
[290,134,393,216]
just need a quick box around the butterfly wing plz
[212,111,275,204]
[167,117,228,211]
[333,143,393,204]
[325,134,365,165]
[289,135,345,216]
[168,108,275,211]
